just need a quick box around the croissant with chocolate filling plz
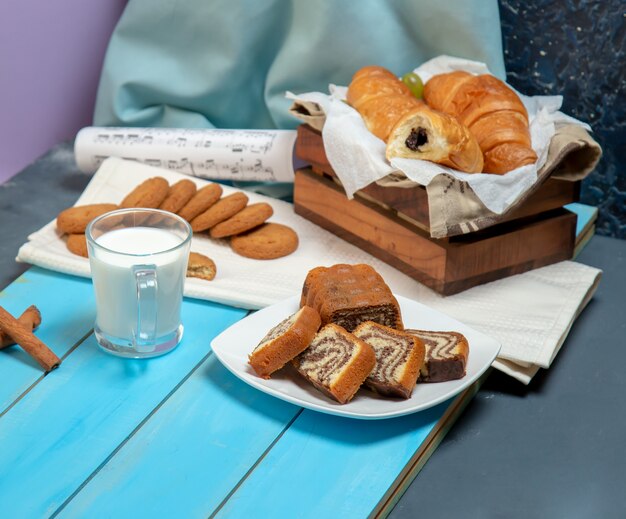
[423,71,537,174]
[347,66,484,173]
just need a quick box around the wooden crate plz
[296,124,580,232]
[294,125,578,295]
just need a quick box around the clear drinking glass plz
[86,208,192,358]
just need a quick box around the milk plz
[90,227,188,341]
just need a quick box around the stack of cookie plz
[118,176,299,260]
[56,176,300,273]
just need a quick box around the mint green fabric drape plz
[94,0,506,130]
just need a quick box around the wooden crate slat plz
[444,210,576,281]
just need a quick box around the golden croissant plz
[346,66,484,173]
[423,71,537,174]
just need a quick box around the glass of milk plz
[86,208,192,358]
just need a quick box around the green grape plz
[401,72,424,99]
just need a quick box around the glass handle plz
[134,266,158,353]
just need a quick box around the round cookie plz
[66,234,88,258]
[186,252,217,281]
[230,223,299,260]
[191,192,249,232]
[209,203,273,239]
[178,183,223,222]
[57,203,118,234]
[120,177,169,208]
[158,179,197,213]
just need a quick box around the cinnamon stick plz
[0,305,42,349]
[0,306,60,372]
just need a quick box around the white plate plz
[210,295,500,420]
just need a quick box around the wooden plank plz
[0,268,96,413]
[0,296,247,518]
[358,183,430,231]
[574,224,595,259]
[213,383,480,519]
[372,372,488,518]
[55,355,301,518]
[504,178,579,224]
[295,124,328,169]
[444,210,576,282]
[294,168,448,282]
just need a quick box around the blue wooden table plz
[2,143,626,518]
[0,267,476,518]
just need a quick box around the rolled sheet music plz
[74,127,298,182]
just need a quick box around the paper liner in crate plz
[287,55,602,238]
[17,157,601,384]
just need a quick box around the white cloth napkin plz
[17,158,601,383]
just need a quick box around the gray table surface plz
[2,144,625,518]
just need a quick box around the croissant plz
[423,71,537,174]
[347,66,484,173]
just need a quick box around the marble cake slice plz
[292,323,376,404]
[353,321,425,399]
[248,306,320,379]
[405,329,469,382]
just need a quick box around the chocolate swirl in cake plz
[405,329,469,383]
[356,331,411,383]
[292,323,376,404]
[419,330,461,359]
[296,334,355,385]
[253,313,296,353]
[333,305,399,333]
[353,322,424,399]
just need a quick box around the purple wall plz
[0,0,127,184]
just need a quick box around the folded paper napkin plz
[17,158,601,384]
[287,55,602,238]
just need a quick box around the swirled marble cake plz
[249,306,321,379]
[405,329,469,382]
[292,323,376,404]
[353,321,425,399]
[300,264,403,332]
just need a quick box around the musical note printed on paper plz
[74,127,298,182]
